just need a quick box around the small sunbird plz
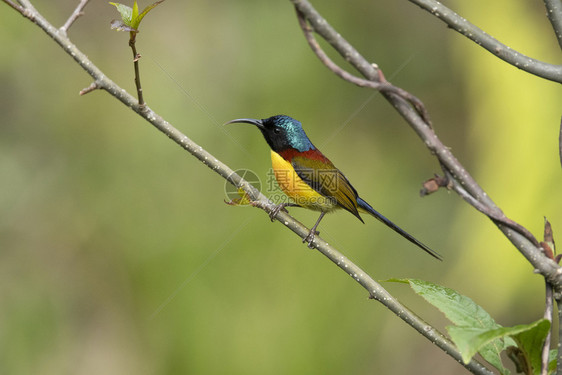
[226,114,441,260]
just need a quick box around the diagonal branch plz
[408,0,562,83]
[290,0,562,296]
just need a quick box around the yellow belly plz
[270,150,337,211]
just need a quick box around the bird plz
[226,114,441,260]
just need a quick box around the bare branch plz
[408,0,562,83]
[295,8,432,126]
[60,0,90,35]
[543,0,562,49]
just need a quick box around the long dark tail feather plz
[357,197,442,261]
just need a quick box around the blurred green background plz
[1,0,560,374]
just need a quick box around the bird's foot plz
[269,203,289,222]
[303,229,320,249]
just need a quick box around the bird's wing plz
[291,155,361,219]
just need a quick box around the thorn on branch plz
[79,81,100,95]
[295,6,432,128]
[420,174,450,196]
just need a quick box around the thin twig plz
[60,0,90,35]
[129,33,145,107]
[408,0,562,83]
[543,0,562,49]
[79,81,100,96]
[295,9,432,126]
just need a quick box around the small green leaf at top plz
[110,0,165,32]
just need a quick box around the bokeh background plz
[1,0,560,374]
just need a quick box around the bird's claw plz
[303,229,320,248]
[269,203,289,222]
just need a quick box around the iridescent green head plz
[226,115,315,153]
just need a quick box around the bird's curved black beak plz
[224,118,265,130]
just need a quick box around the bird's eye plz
[273,128,281,134]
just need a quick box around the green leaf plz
[135,0,166,27]
[405,279,500,328]
[511,319,551,375]
[392,279,512,373]
[448,320,549,372]
[110,0,165,32]
[109,2,133,26]
[548,350,557,373]
[132,0,139,22]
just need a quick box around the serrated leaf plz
[393,279,513,373]
[109,2,133,26]
[405,279,499,329]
